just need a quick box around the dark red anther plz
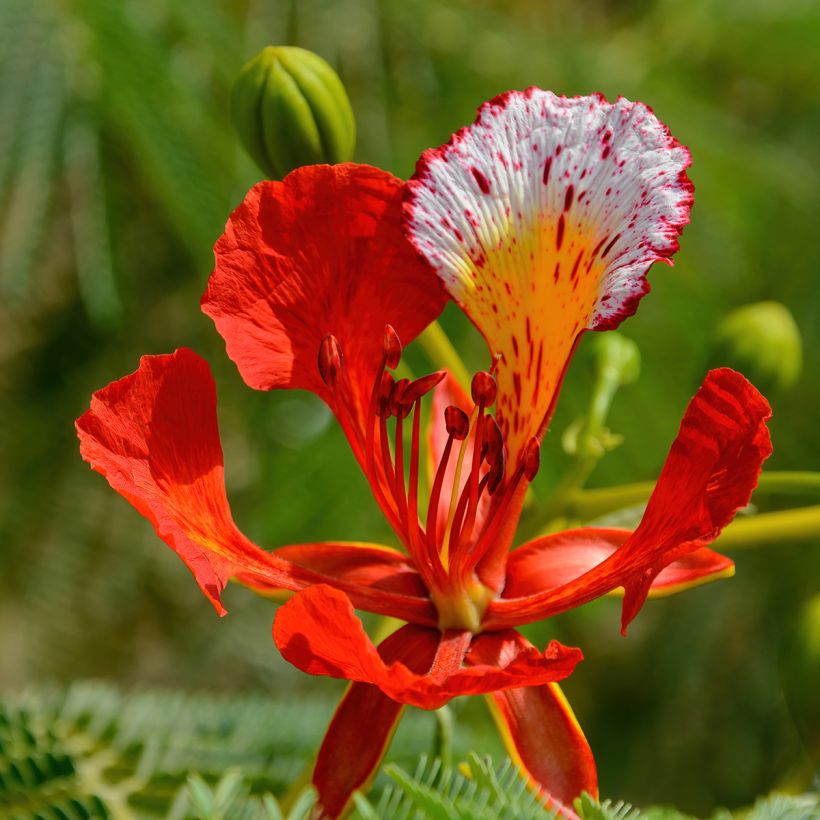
[383,324,402,370]
[444,406,469,440]
[483,416,504,464]
[377,371,395,417]
[523,436,541,481]
[471,371,497,406]
[487,447,506,494]
[401,371,446,405]
[389,377,410,418]
[318,335,344,387]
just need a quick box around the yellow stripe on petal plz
[405,89,693,467]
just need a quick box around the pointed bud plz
[471,371,497,407]
[318,335,344,386]
[522,437,541,481]
[383,324,402,370]
[444,406,469,440]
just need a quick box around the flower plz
[76,90,772,819]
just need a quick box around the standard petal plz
[502,528,734,600]
[240,541,428,599]
[76,350,436,625]
[486,369,771,631]
[203,163,448,429]
[405,90,693,467]
[273,584,582,709]
[312,627,439,819]
[469,632,596,816]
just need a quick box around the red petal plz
[203,164,448,431]
[405,90,693,468]
[76,350,436,624]
[503,528,734,600]
[313,627,439,819]
[273,584,582,709]
[241,542,427,599]
[487,369,771,631]
[469,632,596,816]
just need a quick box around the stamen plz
[383,324,402,370]
[471,370,497,406]
[317,334,343,386]
[425,405,466,547]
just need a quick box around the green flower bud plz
[590,331,641,387]
[231,46,356,179]
[708,301,802,396]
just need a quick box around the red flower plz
[77,92,772,819]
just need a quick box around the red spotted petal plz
[76,350,437,625]
[503,528,734,600]
[486,369,771,631]
[312,628,439,819]
[469,632,596,816]
[240,542,428,599]
[203,163,447,433]
[405,90,693,467]
[273,584,582,709]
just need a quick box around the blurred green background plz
[1,0,819,814]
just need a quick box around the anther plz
[318,335,344,387]
[444,406,469,440]
[487,448,506,494]
[383,324,402,370]
[377,371,395,417]
[483,416,504,464]
[471,371,497,407]
[389,378,411,419]
[401,371,446,405]
[523,436,541,481]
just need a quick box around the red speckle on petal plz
[471,167,491,194]
[542,156,553,185]
[553,262,561,283]
[556,214,565,250]
[563,185,575,212]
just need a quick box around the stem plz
[433,705,454,770]
[716,505,820,551]
[418,321,471,389]
[568,471,820,522]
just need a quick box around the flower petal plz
[405,89,693,467]
[273,584,582,709]
[468,632,596,816]
[240,541,428,599]
[486,369,771,631]
[203,163,448,432]
[76,349,437,625]
[503,528,734,600]
[312,626,439,819]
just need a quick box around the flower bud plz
[231,46,356,179]
[590,331,641,387]
[708,301,802,396]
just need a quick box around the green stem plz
[567,471,820,522]
[417,321,471,388]
[716,505,820,550]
